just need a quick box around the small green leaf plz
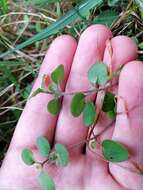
[36,137,50,158]
[93,10,119,27]
[30,88,44,98]
[139,42,143,49]
[102,139,129,162]
[48,99,61,115]
[55,144,69,167]
[38,171,55,190]
[70,93,85,117]
[108,0,119,6]
[48,83,58,93]
[89,139,96,151]
[83,102,96,127]
[88,62,108,85]
[107,109,116,119]
[51,64,64,84]
[102,91,116,112]
[49,152,58,162]
[21,149,35,165]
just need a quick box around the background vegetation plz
[0,0,143,165]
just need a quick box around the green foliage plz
[107,109,116,119]
[135,0,143,18]
[25,0,60,7]
[93,10,119,27]
[102,139,129,162]
[102,91,116,112]
[48,83,58,93]
[88,62,108,85]
[0,0,103,58]
[48,99,61,115]
[0,0,9,14]
[55,143,69,166]
[108,0,119,6]
[139,42,143,49]
[36,137,51,158]
[89,139,96,150]
[51,64,64,84]
[38,171,55,190]
[1,0,141,182]
[0,65,19,88]
[102,91,117,119]
[70,93,85,117]
[21,85,32,99]
[83,102,96,127]
[16,15,29,36]
[21,149,35,165]
[30,88,44,98]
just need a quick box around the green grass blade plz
[0,0,103,58]
[135,0,143,18]
[0,61,26,67]
[0,0,9,14]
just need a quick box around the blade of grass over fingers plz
[0,0,103,58]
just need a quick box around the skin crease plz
[0,24,143,190]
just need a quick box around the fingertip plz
[119,61,143,94]
[112,35,138,56]
[120,60,143,78]
[73,24,112,63]
[38,35,77,78]
[81,24,112,40]
[43,34,77,63]
[112,35,138,62]
[82,24,112,36]
[103,35,138,71]
[50,34,77,50]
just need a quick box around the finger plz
[92,36,138,138]
[55,25,112,153]
[110,61,143,190]
[87,36,138,170]
[10,35,77,148]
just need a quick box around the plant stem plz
[42,82,117,97]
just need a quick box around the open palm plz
[0,25,143,190]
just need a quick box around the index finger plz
[10,35,77,148]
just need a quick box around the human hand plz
[0,24,143,190]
